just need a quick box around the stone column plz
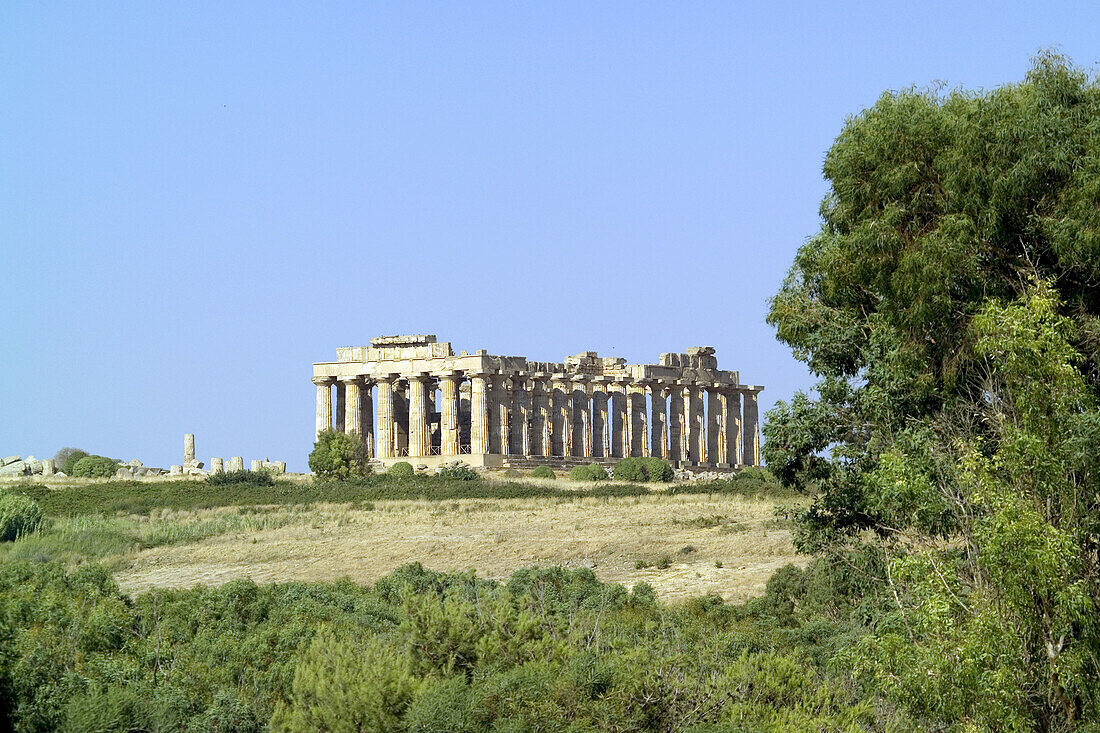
[514,375,531,456]
[407,375,430,458]
[551,376,570,457]
[341,377,362,440]
[211,457,223,473]
[362,381,375,458]
[707,387,721,467]
[534,376,552,457]
[629,382,647,457]
[313,377,334,439]
[184,434,195,463]
[682,385,695,464]
[470,373,490,456]
[576,376,594,457]
[743,389,761,466]
[716,388,730,468]
[393,382,409,456]
[651,384,669,459]
[561,378,575,457]
[684,384,702,464]
[375,375,396,458]
[334,381,346,433]
[727,389,743,466]
[440,373,461,456]
[490,374,511,455]
[668,385,684,463]
[609,380,628,458]
[591,379,608,458]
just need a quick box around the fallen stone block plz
[250,460,262,472]
[169,465,183,476]
[42,459,55,476]
[126,459,143,468]
[0,456,19,467]
[211,457,224,473]
[0,461,27,475]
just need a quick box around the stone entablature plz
[312,335,762,469]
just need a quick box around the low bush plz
[530,465,555,479]
[612,457,673,482]
[438,464,479,481]
[71,455,119,478]
[54,447,88,475]
[388,462,415,478]
[207,470,276,487]
[309,430,370,478]
[569,463,608,481]
[0,493,45,541]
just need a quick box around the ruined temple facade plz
[312,335,762,470]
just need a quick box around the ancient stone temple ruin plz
[312,335,762,470]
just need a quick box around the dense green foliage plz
[613,457,674,482]
[388,461,414,477]
[437,464,479,481]
[765,54,1100,728]
[52,448,86,475]
[569,463,609,481]
[530,465,556,479]
[308,429,370,478]
[0,492,45,542]
[205,468,276,487]
[0,560,902,733]
[70,455,118,478]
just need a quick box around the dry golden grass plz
[114,492,810,603]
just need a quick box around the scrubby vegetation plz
[52,447,86,475]
[531,465,555,479]
[308,429,370,478]
[0,492,45,541]
[70,454,118,478]
[437,463,479,481]
[205,468,276,487]
[569,462,609,481]
[0,560,903,733]
[613,457,674,482]
[387,461,415,477]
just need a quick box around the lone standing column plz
[440,373,461,456]
[342,377,362,439]
[743,388,761,466]
[651,384,669,459]
[470,373,490,456]
[375,376,396,458]
[361,381,375,458]
[408,375,430,458]
[313,377,334,439]
[184,434,195,463]
[334,381,346,433]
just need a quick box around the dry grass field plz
[113,491,809,603]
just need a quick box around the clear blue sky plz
[3,2,1099,471]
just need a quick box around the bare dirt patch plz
[114,493,809,603]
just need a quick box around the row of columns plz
[313,373,761,466]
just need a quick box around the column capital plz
[312,376,335,386]
[338,375,363,386]
[374,372,400,384]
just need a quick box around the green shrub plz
[71,455,119,478]
[0,493,45,541]
[531,465,555,479]
[207,470,275,487]
[438,464,479,481]
[54,448,87,475]
[569,463,608,481]
[641,457,674,482]
[309,429,370,479]
[612,457,648,482]
[612,457,673,483]
[388,461,414,478]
